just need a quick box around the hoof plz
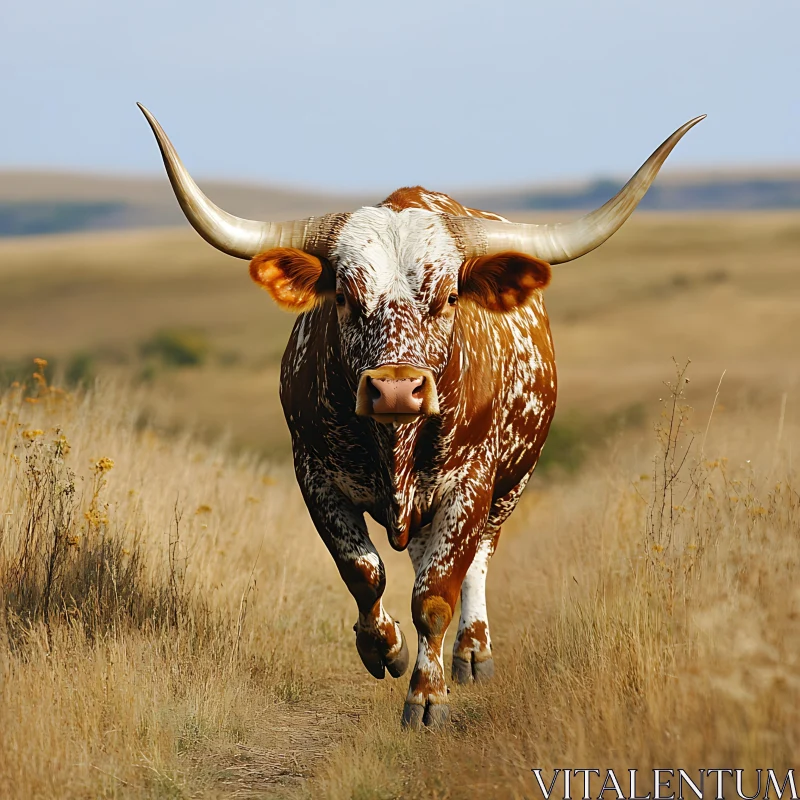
[402,701,425,730]
[451,654,494,684]
[356,625,409,680]
[451,655,472,685]
[356,636,387,679]
[402,700,450,731]
[386,629,410,678]
[473,657,495,683]
[424,702,451,730]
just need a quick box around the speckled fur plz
[278,187,556,725]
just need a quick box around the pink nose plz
[369,377,425,415]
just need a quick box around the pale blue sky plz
[2,0,797,191]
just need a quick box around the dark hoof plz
[356,625,409,680]
[473,657,495,683]
[424,702,451,730]
[386,629,410,678]
[401,701,450,730]
[356,635,386,679]
[451,655,472,685]
[402,701,425,730]
[451,654,495,684]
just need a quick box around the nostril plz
[366,377,381,402]
[411,378,425,397]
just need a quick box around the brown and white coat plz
[138,104,704,728]
[268,189,555,728]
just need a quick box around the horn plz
[137,104,340,259]
[460,115,706,264]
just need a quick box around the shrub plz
[139,328,210,368]
[538,402,645,476]
[65,351,94,387]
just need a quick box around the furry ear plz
[460,251,551,312]
[249,248,334,312]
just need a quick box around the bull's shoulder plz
[456,295,553,361]
[379,186,509,222]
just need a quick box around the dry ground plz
[0,212,799,798]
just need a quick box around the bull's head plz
[247,212,552,423]
[138,104,703,425]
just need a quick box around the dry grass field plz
[1,211,799,454]
[1,211,799,798]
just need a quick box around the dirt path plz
[202,705,359,797]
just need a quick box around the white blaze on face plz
[332,208,461,374]
[333,207,461,313]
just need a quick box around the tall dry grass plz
[0,363,363,798]
[1,361,798,799]
[297,367,800,800]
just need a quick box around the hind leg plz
[451,475,531,684]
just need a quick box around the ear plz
[460,251,551,312]
[249,248,334,312]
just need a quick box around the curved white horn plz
[462,115,706,264]
[137,104,340,259]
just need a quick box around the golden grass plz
[0,368,359,798]
[1,358,798,799]
[1,211,799,796]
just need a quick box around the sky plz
[2,0,798,192]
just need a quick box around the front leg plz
[297,456,409,680]
[451,523,500,684]
[451,475,531,684]
[402,476,492,730]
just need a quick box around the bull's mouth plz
[355,365,439,424]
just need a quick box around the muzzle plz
[355,365,439,424]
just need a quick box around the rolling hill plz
[1,167,800,237]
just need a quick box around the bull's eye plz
[335,292,346,307]
[447,293,458,306]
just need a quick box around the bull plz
[139,105,703,728]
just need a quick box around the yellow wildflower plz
[85,508,109,527]
[93,457,115,474]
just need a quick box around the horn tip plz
[136,103,155,123]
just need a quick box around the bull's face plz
[250,208,551,425]
[140,108,703,422]
[334,208,461,424]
